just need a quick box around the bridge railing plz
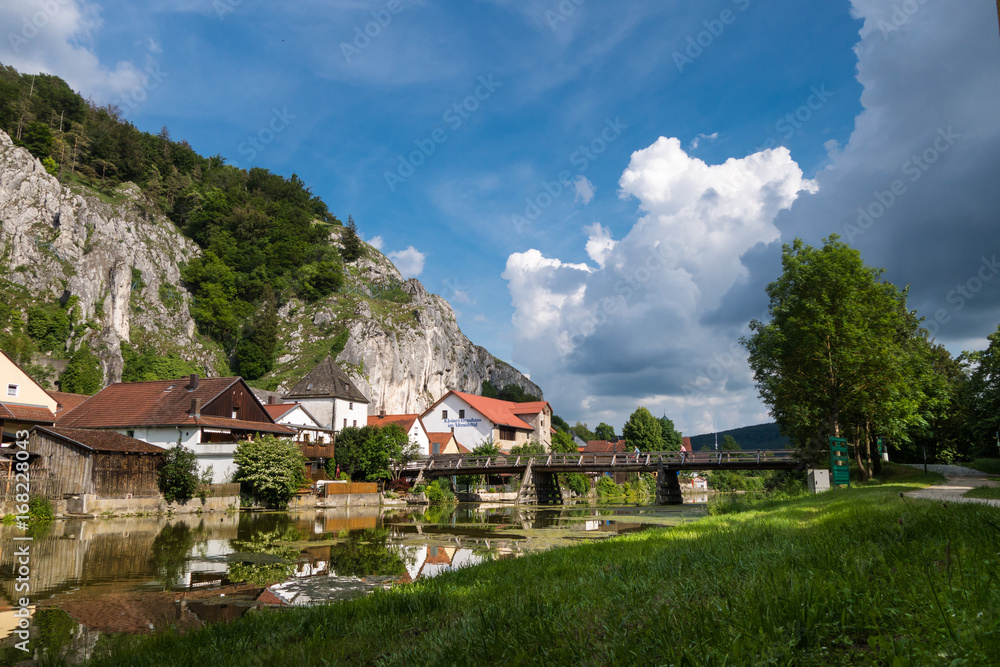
[402,449,798,472]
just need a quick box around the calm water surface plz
[0,500,705,661]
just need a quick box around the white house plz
[367,413,431,455]
[419,391,552,452]
[56,375,296,483]
[0,349,57,445]
[284,357,369,432]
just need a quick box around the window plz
[6,384,18,397]
[127,430,135,438]
[303,433,310,443]
[343,419,347,429]
[459,409,465,419]
[232,408,238,419]
[432,443,439,455]
[353,420,357,427]
[349,402,353,409]
[498,426,516,441]
[442,410,448,419]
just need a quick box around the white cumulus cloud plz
[388,246,426,278]
[574,175,596,204]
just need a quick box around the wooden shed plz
[29,427,165,498]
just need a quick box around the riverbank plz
[83,464,999,666]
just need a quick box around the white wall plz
[420,395,493,451]
[115,427,233,484]
[297,398,369,432]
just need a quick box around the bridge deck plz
[403,450,802,477]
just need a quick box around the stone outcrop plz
[0,129,542,411]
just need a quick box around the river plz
[0,500,706,662]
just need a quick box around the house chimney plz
[268,395,276,405]
[190,397,201,418]
[188,373,199,391]
[379,408,386,418]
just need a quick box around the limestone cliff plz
[0,129,542,412]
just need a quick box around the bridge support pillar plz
[656,464,683,505]
[515,459,563,505]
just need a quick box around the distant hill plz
[689,423,791,451]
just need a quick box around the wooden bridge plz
[402,450,804,505]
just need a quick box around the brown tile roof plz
[583,440,629,453]
[48,391,90,416]
[682,437,692,452]
[56,377,272,429]
[0,402,57,423]
[37,426,166,453]
[368,413,419,431]
[285,357,369,403]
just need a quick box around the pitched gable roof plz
[264,403,298,421]
[427,432,455,447]
[0,403,56,423]
[284,357,369,403]
[583,440,628,453]
[36,426,166,453]
[439,391,550,431]
[368,413,420,431]
[55,377,293,434]
[49,391,90,417]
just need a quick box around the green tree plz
[572,422,596,442]
[472,436,501,457]
[622,407,664,452]
[965,324,1000,456]
[158,445,200,503]
[741,236,924,479]
[721,435,742,451]
[594,423,616,440]
[340,215,364,262]
[551,414,571,433]
[657,416,683,450]
[481,380,500,398]
[59,345,102,394]
[234,435,307,508]
[332,424,414,482]
[550,431,578,453]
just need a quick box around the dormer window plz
[7,384,18,397]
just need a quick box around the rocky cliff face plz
[0,129,218,378]
[0,129,542,411]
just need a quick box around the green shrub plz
[233,435,307,509]
[28,496,54,521]
[423,479,455,504]
[158,445,200,503]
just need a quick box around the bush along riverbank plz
[86,465,999,666]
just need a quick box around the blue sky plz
[3,0,999,435]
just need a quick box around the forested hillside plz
[0,63,359,381]
[689,423,791,451]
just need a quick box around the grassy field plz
[965,486,1000,500]
[966,458,1000,475]
[85,465,999,666]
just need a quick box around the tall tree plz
[622,407,664,451]
[657,415,683,450]
[594,422,616,440]
[741,236,922,478]
[965,323,1000,456]
[340,215,364,263]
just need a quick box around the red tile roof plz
[682,437,692,452]
[427,432,455,447]
[441,392,550,431]
[583,440,628,453]
[263,403,298,420]
[0,402,56,423]
[368,414,419,431]
[48,391,90,416]
[36,426,166,453]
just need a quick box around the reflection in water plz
[0,501,701,656]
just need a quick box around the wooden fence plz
[0,477,64,501]
[321,482,377,496]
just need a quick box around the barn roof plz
[35,426,166,453]
[0,402,56,423]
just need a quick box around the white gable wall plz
[420,395,493,451]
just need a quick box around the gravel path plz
[901,463,990,476]
[902,465,1000,508]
